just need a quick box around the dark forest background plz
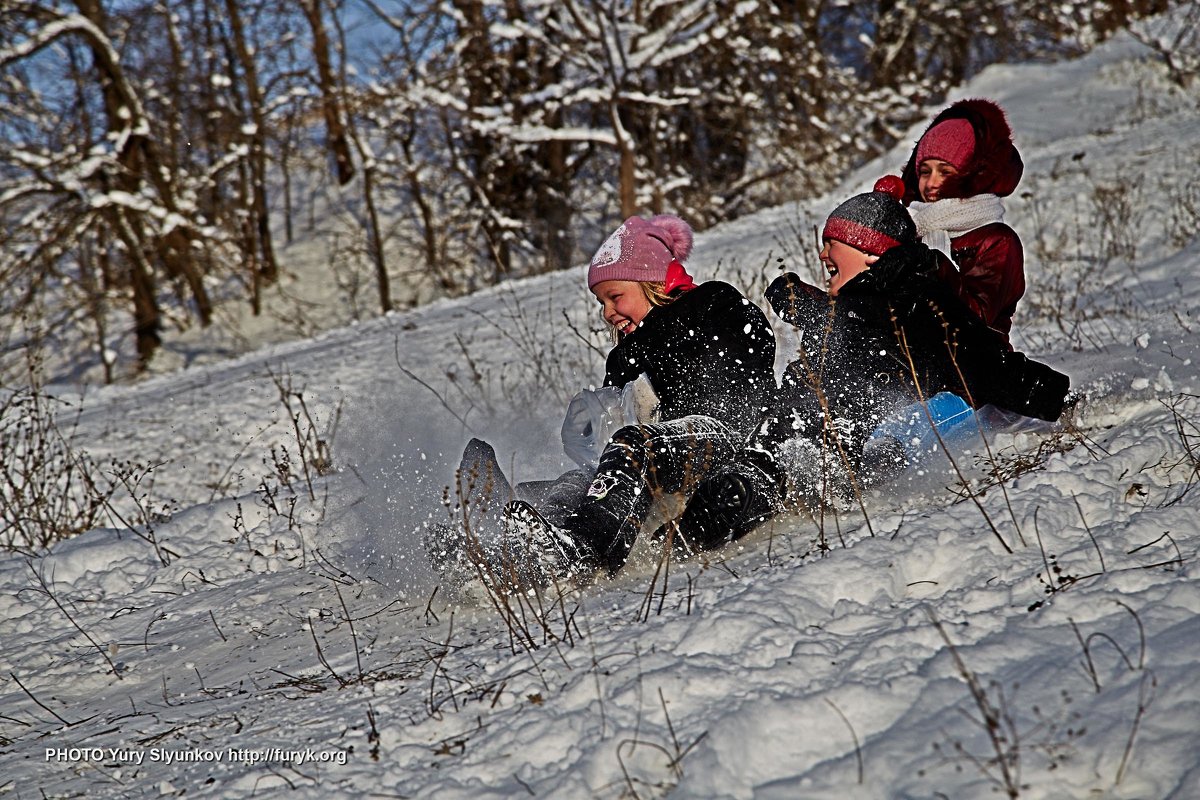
[0,0,1177,381]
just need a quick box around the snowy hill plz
[2,17,1199,800]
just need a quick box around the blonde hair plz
[609,281,676,342]
[640,281,673,308]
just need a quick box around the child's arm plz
[892,277,1069,422]
[936,226,1024,329]
[852,241,940,292]
[766,273,831,328]
[837,241,941,324]
[602,344,638,390]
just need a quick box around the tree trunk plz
[362,162,392,313]
[72,0,213,343]
[614,103,638,218]
[111,208,163,370]
[299,0,355,185]
[400,129,450,291]
[225,0,279,284]
[869,0,918,88]
[540,132,574,272]
[78,235,113,384]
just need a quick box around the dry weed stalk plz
[1030,507,1103,602]
[1019,169,1161,353]
[615,686,708,800]
[268,367,341,502]
[637,428,706,623]
[1,360,163,555]
[8,670,90,727]
[440,461,580,655]
[396,336,475,430]
[25,559,123,679]
[824,697,865,784]
[927,608,1021,798]
[894,302,1034,553]
[1159,392,1200,507]
[1066,601,1156,787]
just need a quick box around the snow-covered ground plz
[3,18,1200,799]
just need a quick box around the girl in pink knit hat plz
[899,98,1027,349]
[427,214,779,591]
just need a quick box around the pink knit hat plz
[587,214,695,289]
[916,118,976,171]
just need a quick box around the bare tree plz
[1,1,222,370]
[1,0,1178,382]
[223,0,281,310]
[298,0,355,186]
[327,2,391,312]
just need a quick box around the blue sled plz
[869,392,1053,465]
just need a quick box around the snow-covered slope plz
[2,18,1199,800]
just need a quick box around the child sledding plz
[426,213,777,592]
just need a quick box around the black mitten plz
[995,351,1072,421]
[766,273,832,327]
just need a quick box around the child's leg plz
[676,443,786,550]
[571,415,743,574]
[517,469,593,526]
[457,437,515,519]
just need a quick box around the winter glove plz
[766,273,832,328]
[619,372,660,427]
[992,351,1072,422]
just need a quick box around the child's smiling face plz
[918,158,960,202]
[820,239,877,296]
[592,279,652,336]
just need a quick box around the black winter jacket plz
[765,243,1069,454]
[604,281,776,437]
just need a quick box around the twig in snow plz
[1115,670,1157,785]
[927,608,1020,799]
[335,583,365,683]
[209,610,227,642]
[1127,531,1184,569]
[26,560,122,678]
[308,616,348,688]
[394,337,474,431]
[1071,493,1106,572]
[824,697,864,784]
[9,672,86,727]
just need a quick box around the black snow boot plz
[676,449,784,550]
[493,500,599,589]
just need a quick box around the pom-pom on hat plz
[822,177,917,257]
[588,214,695,290]
[915,118,976,171]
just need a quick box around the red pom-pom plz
[873,175,905,201]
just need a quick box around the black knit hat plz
[822,176,916,256]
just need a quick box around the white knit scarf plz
[909,194,1006,263]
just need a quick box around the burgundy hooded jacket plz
[900,99,1026,348]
